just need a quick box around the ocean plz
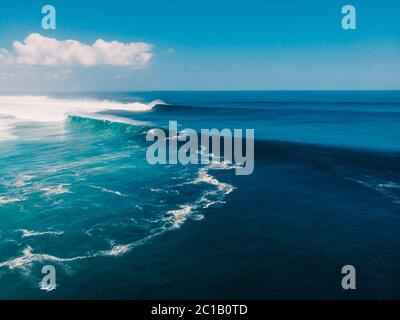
[0,91,399,299]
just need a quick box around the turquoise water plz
[0,91,399,299]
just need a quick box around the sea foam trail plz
[0,246,87,271]
[344,176,400,204]
[0,166,237,271]
[18,229,64,238]
[0,235,157,271]
[88,184,126,197]
[0,196,26,206]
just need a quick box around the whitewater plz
[0,95,164,140]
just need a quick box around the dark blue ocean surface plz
[0,91,399,299]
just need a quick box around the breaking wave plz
[0,95,165,140]
[0,95,239,275]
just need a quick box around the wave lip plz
[69,113,151,127]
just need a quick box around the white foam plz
[345,176,400,203]
[377,182,400,189]
[88,184,126,197]
[194,168,235,195]
[13,174,34,187]
[208,160,243,171]
[18,229,64,238]
[0,242,145,271]
[0,246,87,270]
[0,196,26,206]
[40,184,71,196]
[94,234,158,258]
[167,204,198,229]
[161,166,236,229]
[97,244,131,257]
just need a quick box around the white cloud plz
[0,33,153,68]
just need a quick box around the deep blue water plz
[0,91,399,299]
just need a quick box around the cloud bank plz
[0,33,153,68]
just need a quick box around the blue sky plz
[0,0,399,91]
